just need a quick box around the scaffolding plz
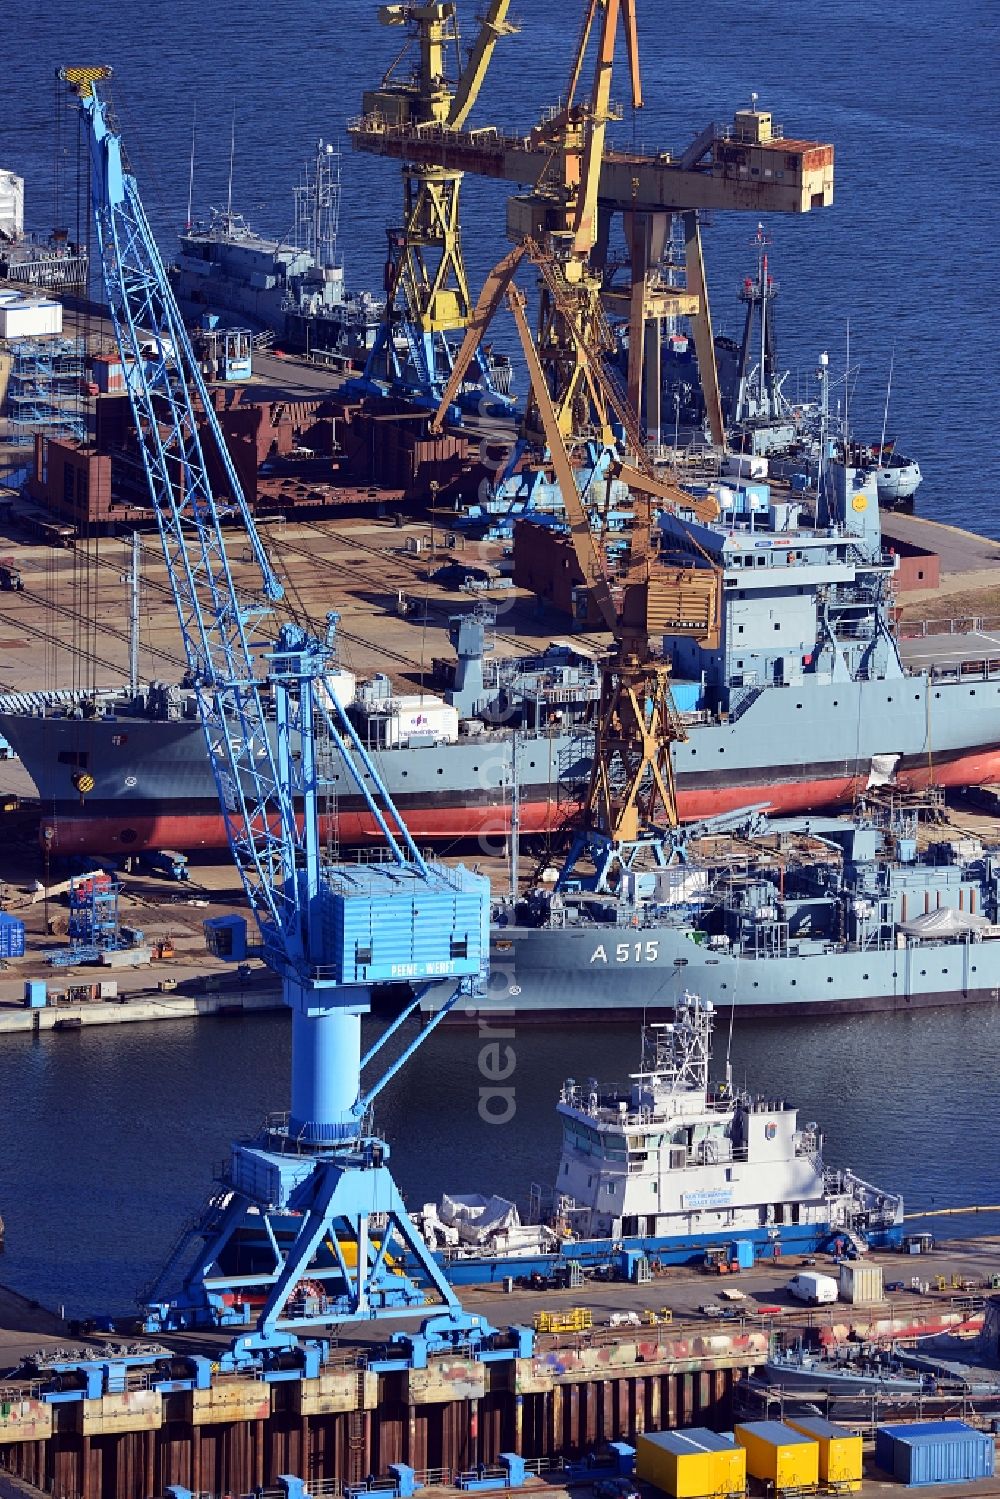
[48,873,131,966]
[4,336,87,445]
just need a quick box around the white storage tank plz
[0,296,64,339]
[317,668,356,714]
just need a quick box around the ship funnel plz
[447,611,493,716]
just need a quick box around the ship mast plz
[120,531,141,698]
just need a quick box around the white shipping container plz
[0,297,64,339]
[385,694,459,746]
[724,452,769,480]
[98,980,119,1000]
[0,170,24,240]
[838,1260,883,1303]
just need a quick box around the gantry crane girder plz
[349,108,834,218]
[353,97,833,439]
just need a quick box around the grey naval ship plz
[1,453,999,859]
[448,816,1000,1021]
[660,230,922,508]
[170,141,383,358]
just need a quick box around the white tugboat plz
[424,995,904,1284]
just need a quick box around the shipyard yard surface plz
[5,1239,1000,1499]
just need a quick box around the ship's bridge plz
[658,469,901,698]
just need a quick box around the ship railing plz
[0,1380,44,1402]
[571,1095,735,1126]
[897,613,1000,639]
[523,1457,568,1475]
[716,120,786,143]
[927,656,1000,683]
[413,1469,455,1489]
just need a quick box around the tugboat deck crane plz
[63,64,501,1358]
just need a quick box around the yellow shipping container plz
[636,1428,746,1498]
[735,1420,819,1490]
[787,1416,863,1491]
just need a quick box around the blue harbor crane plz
[63,66,504,1357]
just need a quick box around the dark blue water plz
[2,0,997,533]
[2,1004,999,1319]
[0,3,998,1319]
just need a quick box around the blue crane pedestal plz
[144,1117,467,1344]
[145,862,491,1348]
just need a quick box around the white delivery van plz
[786,1271,839,1305]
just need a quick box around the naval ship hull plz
[434,921,1000,1021]
[4,664,1000,854]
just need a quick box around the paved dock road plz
[899,628,1000,671]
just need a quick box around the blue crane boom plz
[63,66,496,1352]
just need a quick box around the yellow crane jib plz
[57,66,114,98]
[448,0,518,131]
[362,0,519,352]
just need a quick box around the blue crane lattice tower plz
[64,67,494,1352]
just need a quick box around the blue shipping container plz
[669,680,703,714]
[23,979,46,1008]
[875,1420,994,1487]
[0,913,25,959]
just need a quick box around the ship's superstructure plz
[553,996,894,1242]
[474,818,1000,1018]
[663,459,900,706]
[659,233,922,507]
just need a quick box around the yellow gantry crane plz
[420,1,730,873]
[360,2,518,357]
[369,2,834,871]
[504,279,721,874]
[430,244,724,866]
[352,2,835,441]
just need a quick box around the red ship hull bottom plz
[38,747,1000,855]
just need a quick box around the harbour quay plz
[1,1239,1000,1499]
